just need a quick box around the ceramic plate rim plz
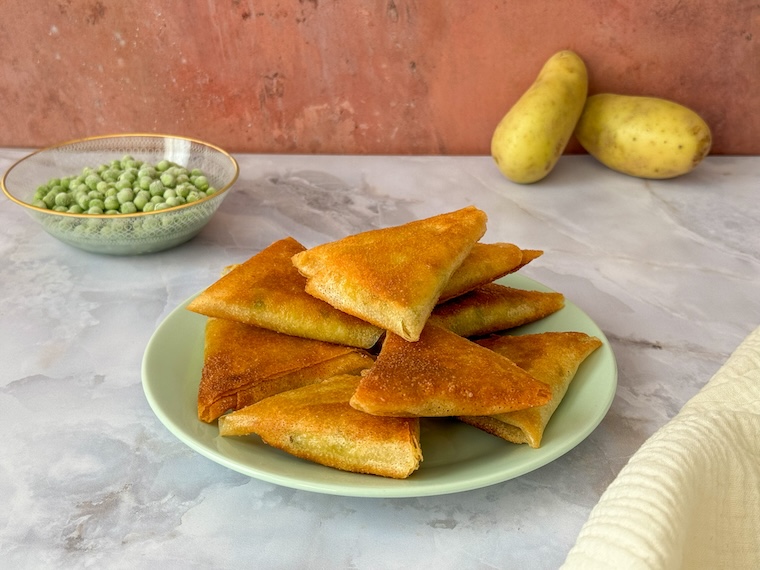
[141,274,617,498]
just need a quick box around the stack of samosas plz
[187,206,601,479]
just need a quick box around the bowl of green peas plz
[1,134,239,255]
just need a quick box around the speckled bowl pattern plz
[1,134,239,255]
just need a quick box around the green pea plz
[88,190,104,201]
[68,205,84,214]
[156,160,171,172]
[104,196,120,210]
[87,206,104,215]
[53,205,68,212]
[89,199,105,211]
[143,216,161,230]
[160,173,176,188]
[141,202,155,212]
[96,181,110,193]
[105,210,120,215]
[165,196,181,207]
[149,180,165,196]
[164,189,177,199]
[206,187,217,196]
[133,194,148,211]
[85,174,102,190]
[138,175,152,190]
[54,192,72,207]
[105,187,118,197]
[186,190,202,202]
[57,218,76,231]
[111,219,129,232]
[117,188,135,204]
[154,202,170,210]
[102,169,119,182]
[150,195,165,204]
[192,175,209,191]
[120,202,138,214]
[32,199,48,208]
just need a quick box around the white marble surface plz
[1,151,758,569]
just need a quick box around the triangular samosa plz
[198,317,374,422]
[430,283,565,337]
[460,332,602,447]
[218,375,423,479]
[516,249,543,269]
[438,242,526,302]
[291,206,488,342]
[349,323,552,417]
[186,237,383,348]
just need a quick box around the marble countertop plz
[1,151,758,569]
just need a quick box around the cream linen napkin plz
[562,325,760,570]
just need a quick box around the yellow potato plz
[575,94,712,179]
[491,50,588,184]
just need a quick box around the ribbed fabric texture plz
[563,326,760,570]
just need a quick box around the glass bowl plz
[1,134,239,255]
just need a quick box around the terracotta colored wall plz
[1,1,757,155]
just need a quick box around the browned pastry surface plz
[291,206,488,342]
[198,317,374,422]
[187,237,383,348]
[350,322,552,417]
[218,374,422,479]
[460,331,602,447]
[430,283,565,337]
[438,242,526,302]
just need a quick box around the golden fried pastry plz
[218,375,423,479]
[291,206,488,342]
[430,283,565,337]
[186,237,383,349]
[438,242,526,302]
[198,317,374,422]
[516,249,543,269]
[349,322,552,417]
[460,332,602,447]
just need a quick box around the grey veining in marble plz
[1,151,758,569]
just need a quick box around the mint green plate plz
[141,274,617,497]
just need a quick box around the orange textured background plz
[1,0,757,155]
